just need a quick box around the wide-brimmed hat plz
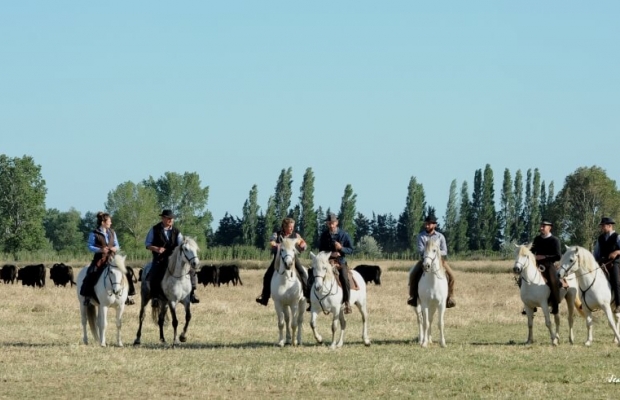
[541,220,553,227]
[160,209,176,219]
[424,215,438,224]
[600,217,616,225]
[325,213,338,222]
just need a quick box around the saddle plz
[332,264,360,291]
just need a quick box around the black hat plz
[541,220,553,227]
[600,217,616,225]
[325,213,338,222]
[424,215,438,224]
[160,209,176,219]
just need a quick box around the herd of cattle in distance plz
[0,262,384,301]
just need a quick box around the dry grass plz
[1,260,620,399]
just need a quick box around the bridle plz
[275,247,296,276]
[559,254,601,311]
[104,264,124,297]
[312,259,338,314]
[514,255,543,285]
[167,244,198,279]
[423,250,444,278]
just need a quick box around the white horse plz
[270,238,306,347]
[76,254,129,347]
[558,245,620,346]
[309,251,370,349]
[413,239,448,348]
[514,244,581,346]
[133,237,200,346]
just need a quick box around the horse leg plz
[438,304,446,348]
[601,304,620,346]
[99,305,108,347]
[415,305,423,345]
[584,310,594,346]
[336,307,346,348]
[310,309,322,344]
[566,292,575,345]
[116,304,125,347]
[295,299,305,346]
[169,302,180,346]
[158,303,168,344]
[541,302,558,346]
[284,306,292,345]
[524,306,535,344]
[290,304,298,346]
[421,306,430,348]
[553,312,561,345]
[274,301,285,347]
[80,303,89,345]
[356,298,371,346]
[133,299,147,346]
[179,301,191,343]
[329,312,341,350]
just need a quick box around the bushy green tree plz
[105,181,159,251]
[0,155,47,254]
[43,208,83,253]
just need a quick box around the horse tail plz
[574,296,586,318]
[87,305,100,342]
[151,302,161,325]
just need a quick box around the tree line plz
[1,154,619,260]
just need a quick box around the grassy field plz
[1,259,620,399]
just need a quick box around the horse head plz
[277,238,298,272]
[179,237,200,270]
[310,251,332,291]
[422,239,442,274]
[107,254,127,297]
[109,254,128,274]
[513,245,534,275]
[558,245,582,279]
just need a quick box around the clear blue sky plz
[2,2,619,229]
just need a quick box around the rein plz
[561,258,601,312]
[166,245,197,279]
[103,265,124,297]
[515,256,543,285]
[423,253,445,279]
[312,264,338,314]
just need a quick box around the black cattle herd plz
[0,262,382,304]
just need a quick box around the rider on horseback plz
[526,219,562,315]
[255,217,310,306]
[80,212,119,306]
[594,216,620,314]
[312,213,354,314]
[407,215,456,309]
[145,209,200,306]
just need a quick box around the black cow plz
[17,264,46,287]
[49,263,76,287]
[217,264,243,286]
[1,264,18,284]
[354,264,382,285]
[197,264,218,287]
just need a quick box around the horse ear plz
[310,252,316,260]
[514,243,520,249]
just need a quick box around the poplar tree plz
[454,181,470,253]
[480,164,498,250]
[398,177,426,252]
[273,167,293,222]
[528,169,541,240]
[241,184,259,246]
[468,169,483,250]
[262,196,277,248]
[500,169,515,244]
[513,169,525,243]
[338,184,357,243]
[299,168,317,247]
[444,180,459,255]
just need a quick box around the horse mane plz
[280,237,299,254]
[314,251,335,279]
[515,244,534,260]
[110,254,127,274]
[572,245,598,273]
[169,236,200,263]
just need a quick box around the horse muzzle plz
[512,265,522,274]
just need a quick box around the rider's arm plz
[339,232,354,256]
[416,233,425,257]
[87,232,99,253]
[593,242,601,262]
[439,234,448,257]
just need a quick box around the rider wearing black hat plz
[594,216,620,313]
[528,219,562,315]
[145,209,199,305]
[407,214,456,308]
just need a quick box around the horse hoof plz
[440,342,447,348]
[179,335,187,343]
[133,340,141,346]
[585,341,592,347]
[118,343,124,348]
[364,339,371,347]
